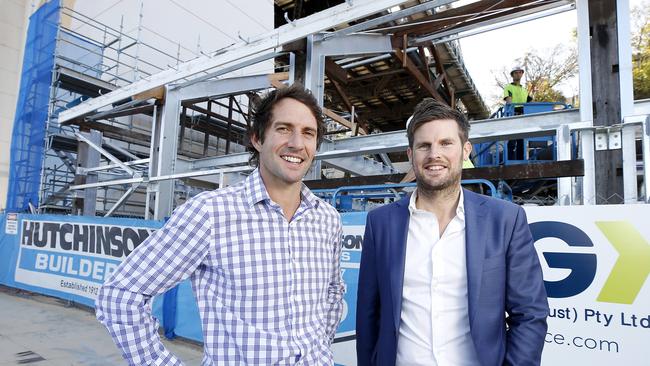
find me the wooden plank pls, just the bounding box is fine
[330,78,353,110]
[134,86,165,101]
[430,44,453,97]
[462,159,584,181]
[328,78,369,135]
[304,160,585,189]
[269,72,289,89]
[393,48,446,103]
[325,58,349,85]
[417,46,432,84]
[323,107,366,135]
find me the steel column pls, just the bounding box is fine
[153,86,181,220]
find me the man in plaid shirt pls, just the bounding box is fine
[96,84,345,365]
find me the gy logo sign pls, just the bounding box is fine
[531,221,650,304]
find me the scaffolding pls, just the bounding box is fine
[8,2,231,216]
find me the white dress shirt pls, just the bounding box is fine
[395,189,480,366]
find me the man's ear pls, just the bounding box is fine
[251,133,262,152]
[407,147,413,162]
[463,140,472,161]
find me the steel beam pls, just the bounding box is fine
[315,33,393,57]
[323,109,584,155]
[305,32,394,179]
[153,87,181,219]
[108,141,140,161]
[58,0,412,123]
[324,0,456,40]
[69,166,253,190]
[175,51,283,89]
[74,130,101,216]
[469,110,585,143]
[145,105,161,220]
[178,74,272,102]
[191,152,250,169]
[321,156,397,177]
[75,132,135,176]
[80,158,149,174]
[104,183,141,217]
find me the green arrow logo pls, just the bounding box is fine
[596,221,650,304]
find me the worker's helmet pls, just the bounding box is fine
[510,65,524,76]
[405,115,413,130]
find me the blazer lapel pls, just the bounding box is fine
[463,189,488,329]
[389,196,410,332]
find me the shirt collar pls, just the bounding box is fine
[245,168,319,210]
[245,169,270,206]
[408,187,465,218]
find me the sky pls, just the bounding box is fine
[459,0,645,110]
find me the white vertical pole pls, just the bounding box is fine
[576,0,593,123]
[617,0,634,118]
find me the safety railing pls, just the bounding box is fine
[313,179,504,212]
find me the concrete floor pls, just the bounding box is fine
[0,286,204,365]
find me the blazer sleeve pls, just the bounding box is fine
[356,212,380,366]
[504,206,549,366]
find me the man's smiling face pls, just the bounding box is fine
[407,118,471,194]
[251,97,318,189]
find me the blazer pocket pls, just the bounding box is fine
[482,255,506,271]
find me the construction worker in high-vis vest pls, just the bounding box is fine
[503,65,532,115]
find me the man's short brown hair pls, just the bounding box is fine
[406,98,470,147]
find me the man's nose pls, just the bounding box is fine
[426,146,442,159]
[287,131,304,148]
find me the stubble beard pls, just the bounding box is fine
[414,162,462,200]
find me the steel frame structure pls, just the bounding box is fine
[49,0,649,220]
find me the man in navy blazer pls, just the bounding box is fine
[356,98,548,366]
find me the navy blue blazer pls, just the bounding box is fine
[356,189,549,366]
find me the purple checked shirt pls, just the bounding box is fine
[96,169,344,365]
